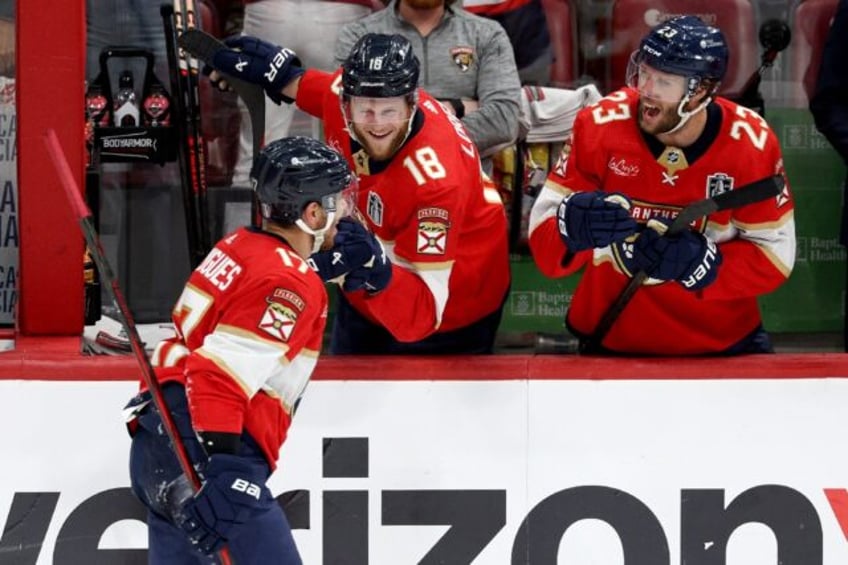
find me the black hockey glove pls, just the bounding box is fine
[557,191,638,252]
[309,218,377,283]
[212,35,304,104]
[343,237,393,294]
[632,219,722,291]
[177,454,272,555]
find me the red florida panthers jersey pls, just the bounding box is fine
[297,69,510,341]
[528,88,796,355]
[149,228,328,469]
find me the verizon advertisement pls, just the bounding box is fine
[2,378,848,564]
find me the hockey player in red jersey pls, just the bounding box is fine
[126,137,371,562]
[528,15,795,355]
[206,33,511,354]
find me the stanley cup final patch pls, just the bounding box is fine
[367,191,384,227]
[258,288,305,342]
[417,208,450,255]
[450,46,475,72]
[706,173,734,198]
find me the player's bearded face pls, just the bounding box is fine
[348,96,414,160]
[633,64,689,135]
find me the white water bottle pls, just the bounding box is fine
[113,70,139,127]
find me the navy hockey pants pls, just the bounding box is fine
[128,384,302,564]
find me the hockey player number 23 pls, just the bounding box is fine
[730,106,767,151]
[591,91,630,125]
[403,147,447,185]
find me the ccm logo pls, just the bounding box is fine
[231,478,261,500]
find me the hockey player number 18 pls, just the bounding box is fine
[403,147,447,185]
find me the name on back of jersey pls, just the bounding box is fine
[197,249,243,291]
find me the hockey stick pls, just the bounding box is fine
[45,129,235,565]
[161,3,203,268]
[579,174,785,354]
[179,0,212,254]
[178,29,267,227]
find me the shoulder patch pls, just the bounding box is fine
[417,208,450,255]
[259,288,305,342]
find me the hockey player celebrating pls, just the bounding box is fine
[206,32,511,354]
[528,15,796,355]
[126,137,366,562]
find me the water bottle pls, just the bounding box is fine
[142,83,171,127]
[113,70,139,127]
[85,83,111,128]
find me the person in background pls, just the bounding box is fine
[334,0,521,160]
[810,0,848,352]
[528,15,795,355]
[229,0,376,189]
[463,0,552,86]
[126,137,363,562]
[206,32,511,354]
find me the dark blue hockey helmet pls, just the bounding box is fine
[250,136,353,226]
[634,15,729,94]
[342,33,420,99]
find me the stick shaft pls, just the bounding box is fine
[46,130,237,565]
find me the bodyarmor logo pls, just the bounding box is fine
[706,172,734,198]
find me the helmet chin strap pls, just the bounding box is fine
[662,93,712,135]
[296,211,336,255]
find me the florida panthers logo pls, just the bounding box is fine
[450,47,474,72]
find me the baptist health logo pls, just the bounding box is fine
[511,291,572,317]
[782,123,831,150]
[795,236,846,262]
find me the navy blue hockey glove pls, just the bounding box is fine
[177,454,271,555]
[632,220,722,291]
[556,191,638,252]
[343,237,392,294]
[212,35,304,104]
[309,218,377,283]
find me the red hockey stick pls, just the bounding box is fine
[45,129,234,565]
